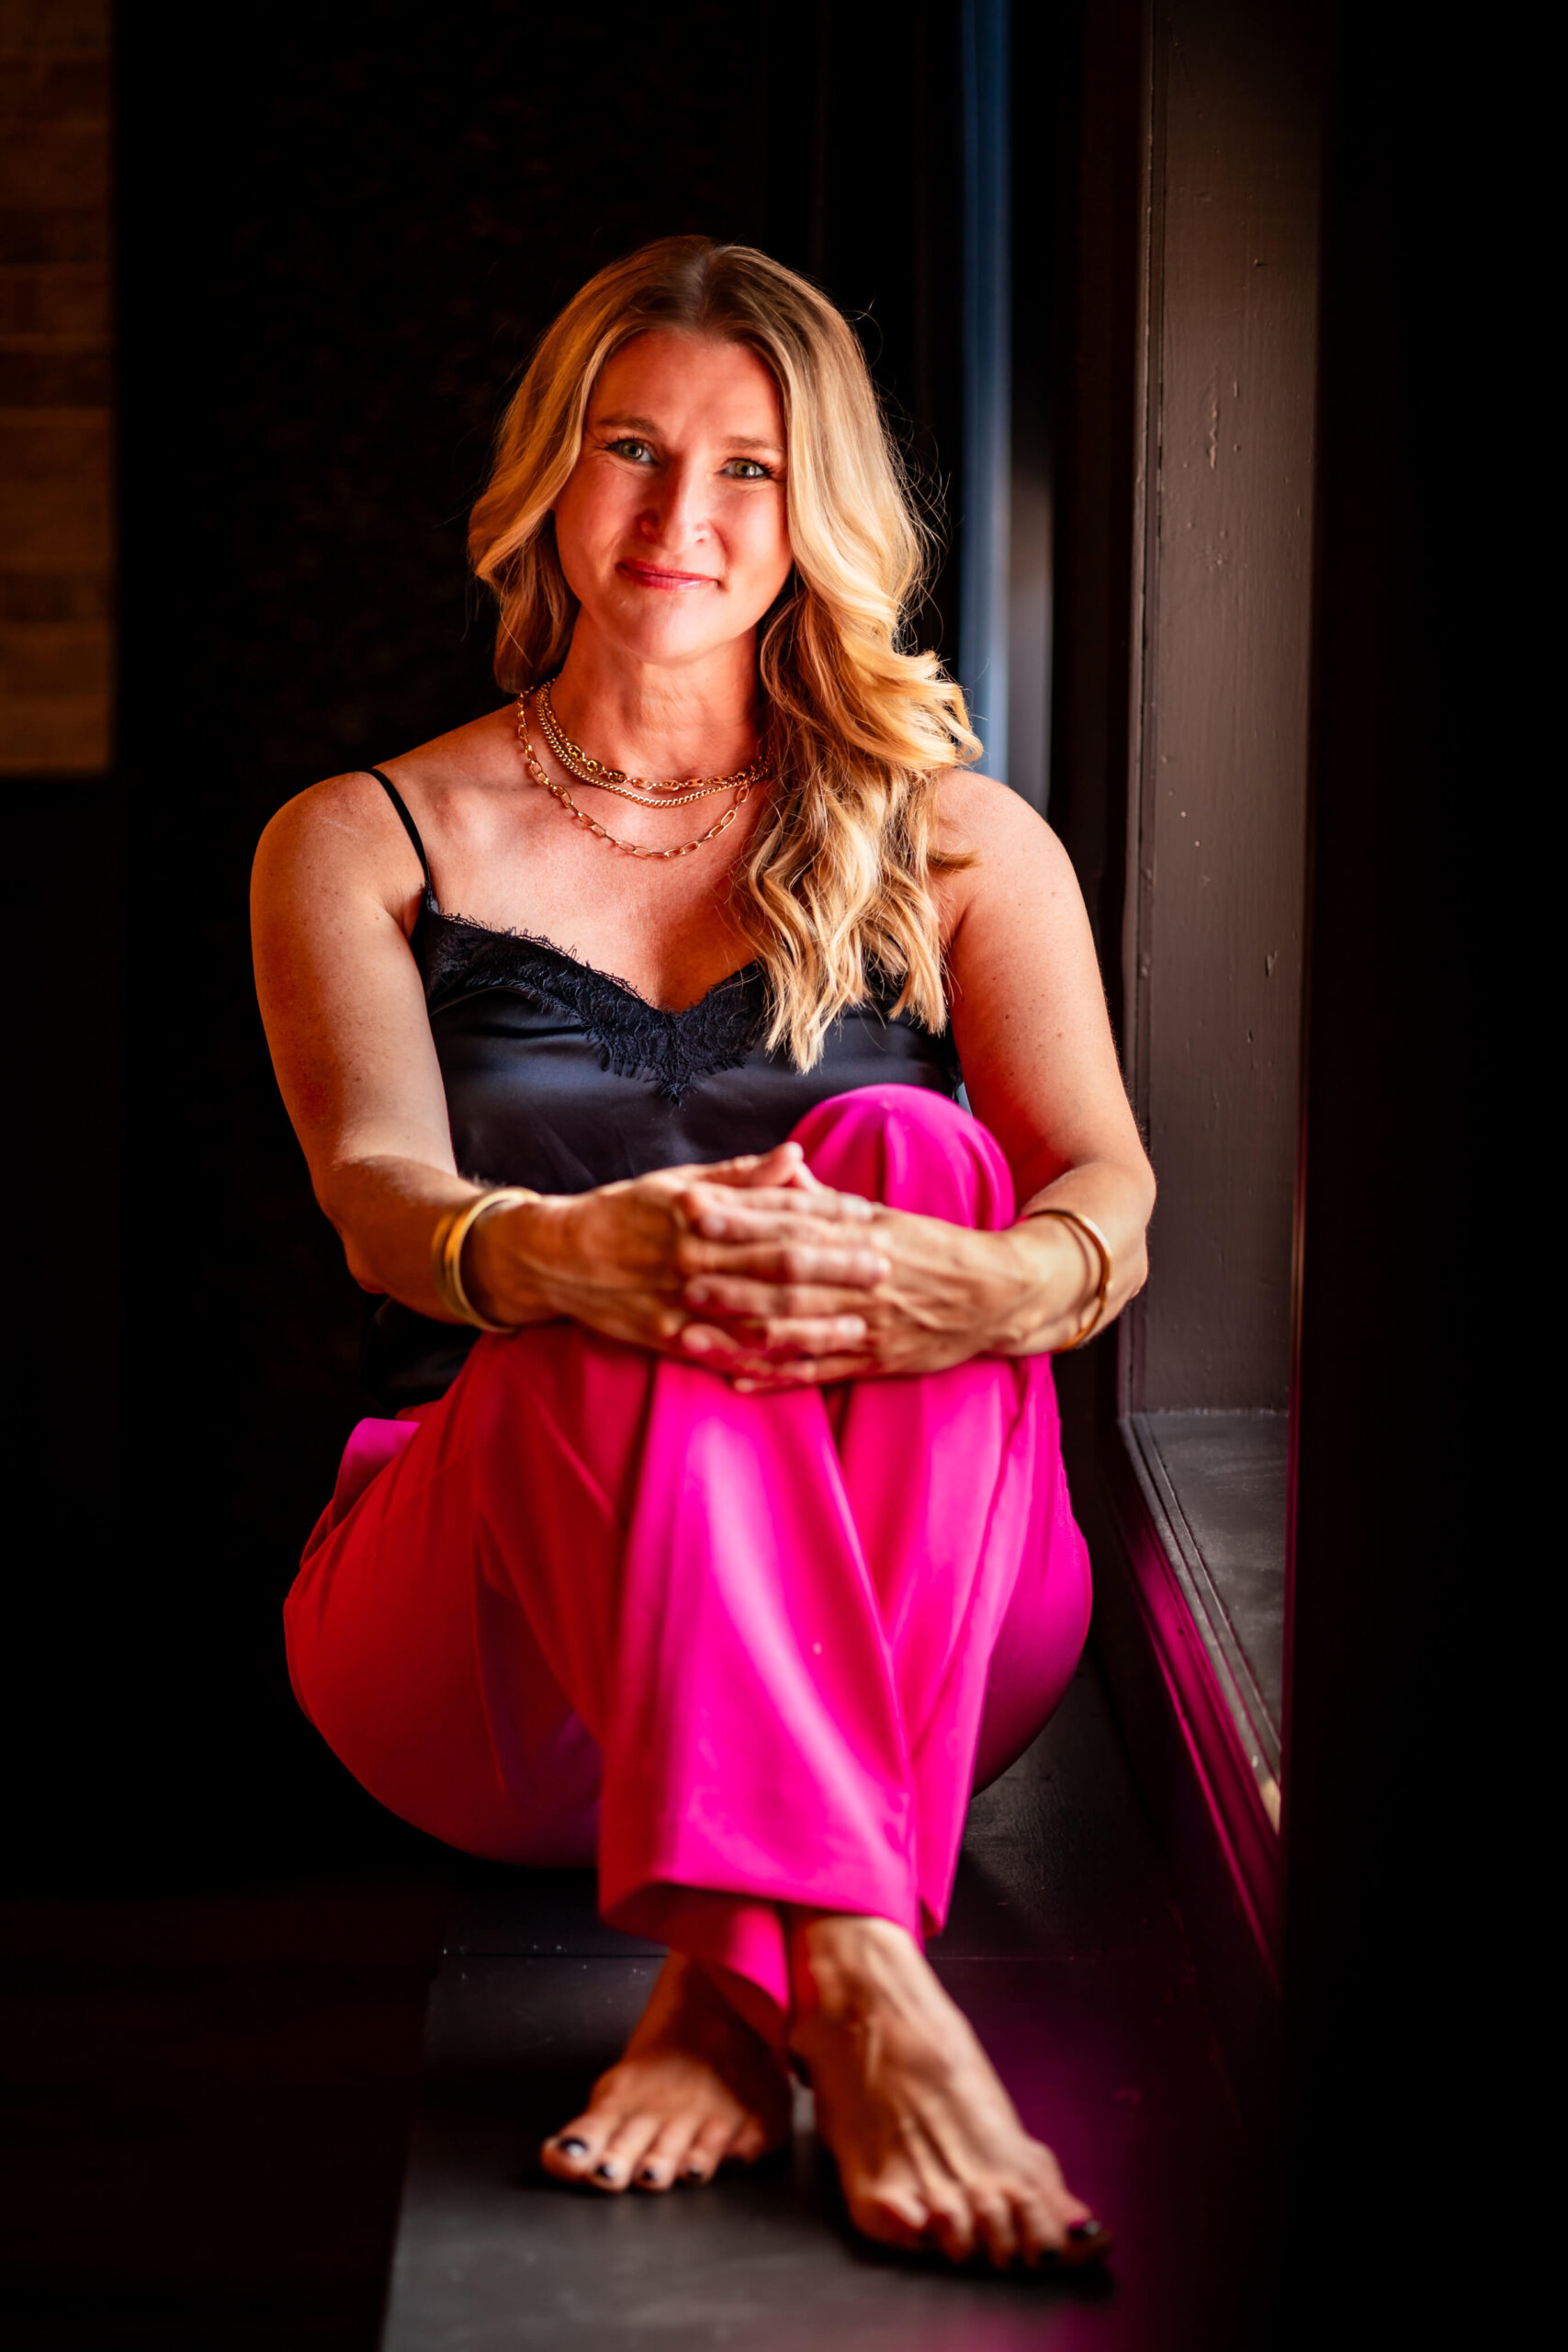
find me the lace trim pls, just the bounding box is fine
[419,906,768,1104]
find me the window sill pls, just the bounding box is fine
[1082,1408,1287,2118]
[1122,1411,1286,1811]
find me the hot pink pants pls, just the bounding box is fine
[285,1086,1090,2035]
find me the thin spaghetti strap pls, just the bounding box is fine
[365,768,434,897]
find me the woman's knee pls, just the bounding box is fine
[792,1084,1015,1228]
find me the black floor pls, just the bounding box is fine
[0,1882,446,2350]
[381,1658,1252,2351]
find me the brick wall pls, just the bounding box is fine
[0,0,112,774]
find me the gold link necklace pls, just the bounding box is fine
[536,693,735,808]
[516,690,758,860]
[537,679,767,801]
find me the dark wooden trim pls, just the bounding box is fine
[1120,0,1321,1418]
[1050,0,1287,2134]
[1084,1428,1280,2134]
[1122,1416,1282,1786]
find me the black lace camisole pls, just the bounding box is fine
[361,768,964,1406]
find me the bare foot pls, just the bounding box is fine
[542,1951,792,2192]
[788,1913,1110,2270]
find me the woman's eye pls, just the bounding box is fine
[725,458,773,481]
[607,439,655,464]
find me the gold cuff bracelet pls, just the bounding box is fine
[431,1188,538,1333]
[1023,1205,1113,1351]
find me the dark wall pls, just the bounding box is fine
[112,1,764,1883]
[1043,0,1144,1458]
[10,1,966,1886]
[1279,6,1495,2341]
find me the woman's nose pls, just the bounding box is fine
[637,460,710,550]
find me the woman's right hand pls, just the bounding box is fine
[463,1141,892,1364]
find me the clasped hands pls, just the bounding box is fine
[467,1139,1050,1388]
[671,1140,1000,1389]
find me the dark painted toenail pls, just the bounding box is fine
[1068,2220,1105,2242]
[638,2167,660,2184]
[596,2162,620,2182]
[684,2165,705,2181]
[557,2137,589,2156]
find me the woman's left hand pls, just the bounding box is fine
[676,1177,1065,1388]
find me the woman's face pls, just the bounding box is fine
[552,330,794,674]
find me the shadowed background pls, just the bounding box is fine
[13,0,994,1884]
[2,9,1506,2351]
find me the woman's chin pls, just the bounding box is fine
[574,602,761,673]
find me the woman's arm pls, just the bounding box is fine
[252,773,488,1317]
[941,768,1156,1347]
[251,772,889,1351]
[677,776,1154,1385]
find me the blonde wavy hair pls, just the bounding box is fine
[468,235,980,1069]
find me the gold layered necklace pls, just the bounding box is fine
[536,679,767,804]
[515,688,761,861]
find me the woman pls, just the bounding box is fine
[253,237,1155,2273]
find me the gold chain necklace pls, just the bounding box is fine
[538,678,767,798]
[516,691,756,860]
[536,688,736,808]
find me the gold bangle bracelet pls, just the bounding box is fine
[430,1188,538,1333]
[1022,1205,1113,1351]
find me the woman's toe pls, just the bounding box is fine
[680,2112,742,2185]
[541,2122,602,2180]
[922,2191,977,2266]
[973,2189,1021,2270]
[1064,2214,1113,2265]
[634,2119,702,2191]
[1017,2194,1065,2264]
[849,2183,929,2252]
[588,2114,660,2191]
[726,2112,773,2166]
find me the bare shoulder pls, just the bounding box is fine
[253,706,512,913]
[931,768,1081,927]
[252,766,423,919]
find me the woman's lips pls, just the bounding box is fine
[616,560,718,591]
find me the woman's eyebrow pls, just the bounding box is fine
[592,412,784,457]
